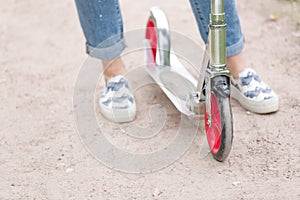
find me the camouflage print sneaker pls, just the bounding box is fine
[99,75,136,122]
[230,68,279,114]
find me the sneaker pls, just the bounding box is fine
[99,75,136,122]
[230,68,279,114]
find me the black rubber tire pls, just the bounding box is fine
[205,89,233,162]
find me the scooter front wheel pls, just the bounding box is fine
[204,89,233,161]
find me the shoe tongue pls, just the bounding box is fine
[239,68,256,78]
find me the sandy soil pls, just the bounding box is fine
[0,0,299,199]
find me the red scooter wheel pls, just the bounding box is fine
[145,18,158,62]
[204,90,233,161]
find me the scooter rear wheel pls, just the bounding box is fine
[145,18,158,61]
[145,7,170,66]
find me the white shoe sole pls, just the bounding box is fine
[231,85,279,114]
[100,102,136,123]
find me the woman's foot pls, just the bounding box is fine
[227,53,279,114]
[99,57,136,122]
[230,68,279,114]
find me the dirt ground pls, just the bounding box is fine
[0,0,300,199]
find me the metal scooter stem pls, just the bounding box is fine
[210,0,226,71]
[205,0,229,126]
[197,0,227,92]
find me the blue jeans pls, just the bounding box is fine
[75,0,244,60]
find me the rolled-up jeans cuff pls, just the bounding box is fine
[226,36,244,57]
[86,39,127,60]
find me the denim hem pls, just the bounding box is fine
[226,36,244,57]
[86,39,127,60]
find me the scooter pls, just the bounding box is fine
[144,0,233,161]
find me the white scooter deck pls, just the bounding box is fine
[144,40,199,116]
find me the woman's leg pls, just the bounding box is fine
[75,0,135,122]
[75,0,125,60]
[75,0,126,80]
